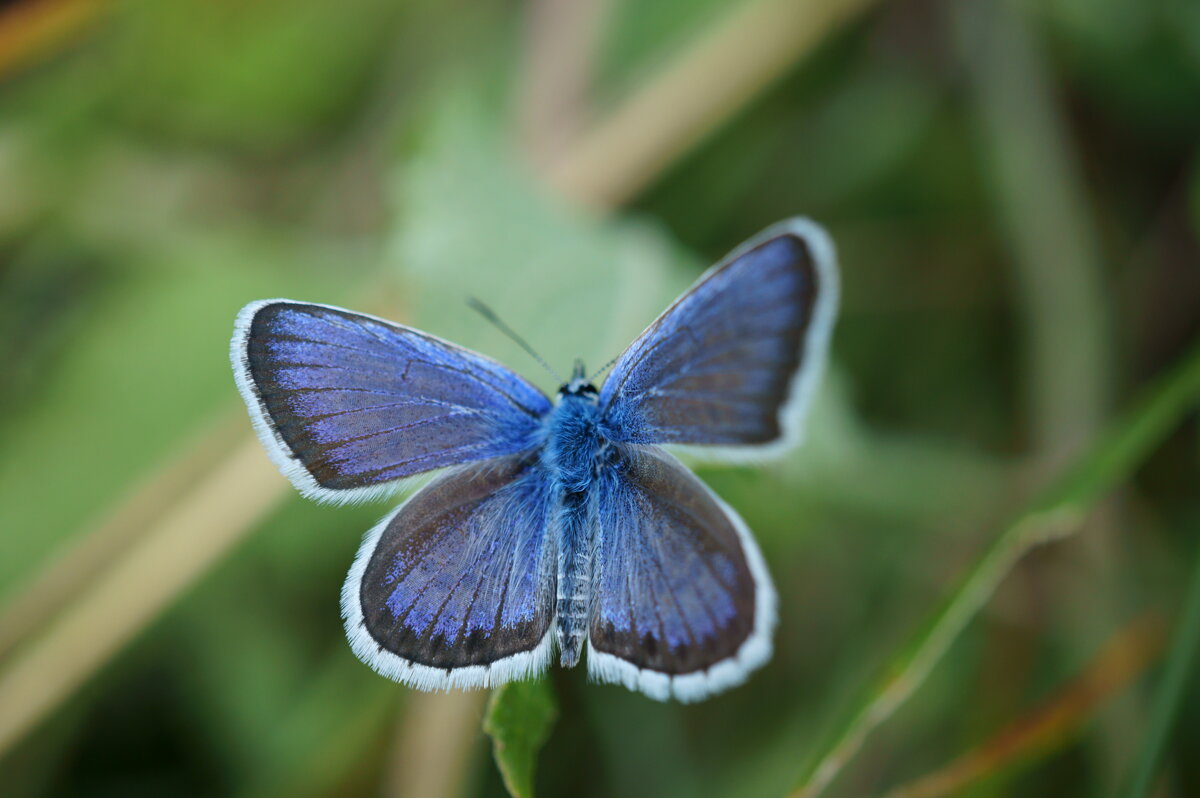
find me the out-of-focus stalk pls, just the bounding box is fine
[540,0,878,210]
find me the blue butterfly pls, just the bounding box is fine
[230,218,838,701]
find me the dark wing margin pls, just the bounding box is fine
[598,218,838,457]
[231,300,552,504]
[342,454,556,690]
[587,446,776,702]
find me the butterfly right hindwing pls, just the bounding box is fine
[586,445,776,702]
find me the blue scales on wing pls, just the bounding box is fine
[588,446,771,699]
[598,223,833,450]
[347,454,557,683]
[235,301,552,499]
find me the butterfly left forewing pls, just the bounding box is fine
[343,454,557,690]
[587,446,776,702]
[232,300,552,504]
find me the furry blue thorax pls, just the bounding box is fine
[540,391,602,493]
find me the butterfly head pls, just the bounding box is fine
[558,358,599,401]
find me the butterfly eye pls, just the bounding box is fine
[558,379,599,397]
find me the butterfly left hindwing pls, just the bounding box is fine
[343,454,557,690]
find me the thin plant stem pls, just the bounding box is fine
[883,615,1165,798]
[1119,539,1200,798]
[789,338,1200,798]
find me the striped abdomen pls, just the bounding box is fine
[555,490,594,667]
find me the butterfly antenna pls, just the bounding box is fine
[588,352,620,383]
[467,297,563,382]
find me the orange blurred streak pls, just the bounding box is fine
[884,615,1167,798]
[0,0,108,77]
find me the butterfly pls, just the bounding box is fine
[230,218,838,702]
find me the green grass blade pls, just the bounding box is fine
[484,679,559,798]
[789,338,1200,798]
[1119,540,1200,798]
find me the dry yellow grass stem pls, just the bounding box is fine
[385,692,489,798]
[0,438,290,754]
[542,0,877,209]
[517,0,611,169]
[0,412,245,661]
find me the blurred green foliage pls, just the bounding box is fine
[0,0,1198,796]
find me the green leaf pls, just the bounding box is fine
[483,679,558,798]
[385,87,692,394]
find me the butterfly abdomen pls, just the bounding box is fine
[555,489,593,667]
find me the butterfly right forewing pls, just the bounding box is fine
[597,218,838,458]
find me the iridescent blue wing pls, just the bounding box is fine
[598,218,838,457]
[342,454,556,689]
[231,300,552,503]
[587,446,776,702]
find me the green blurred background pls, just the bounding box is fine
[1,0,1198,796]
